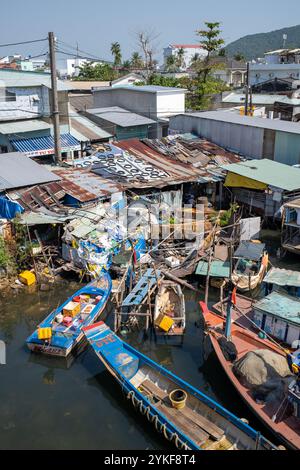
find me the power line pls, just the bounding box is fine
[56,48,112,64]
[0,38,47,48]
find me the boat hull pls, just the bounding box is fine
[201,307,300,450]
[26,272,112,358]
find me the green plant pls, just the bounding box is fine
[0,237,12,269]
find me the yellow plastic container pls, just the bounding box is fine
[19,270,36,286]
[63,301,81,318]
[158,315,174,332]
[38,327,52,340]
[169,389,188,410]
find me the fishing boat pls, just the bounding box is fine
[26,272,112,358]
[83,321,277,450]
[154,281,186,340]
[231,241,268,292]
[200,302,300,450]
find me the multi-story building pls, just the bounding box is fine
[163,44,207,70]
[249,49,300,87]
[0,69,81,160]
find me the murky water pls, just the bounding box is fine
[0,231,297,450]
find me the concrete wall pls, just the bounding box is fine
[93,88,157,120]
[156,92,185,118]
[0,86,45,121]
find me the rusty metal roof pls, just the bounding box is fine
[54,168,124,202]
[7,182,66,212]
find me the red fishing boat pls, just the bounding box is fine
[200,301,300,450]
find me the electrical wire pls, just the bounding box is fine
[0,38,47,48]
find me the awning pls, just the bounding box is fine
[10,134,81,157]
[234,241,265,261]
[195,260,231,278]
[225,172,267,190]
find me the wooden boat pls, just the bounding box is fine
[26,272,112,357]
[231,241,268,292]
[154,281,186,339]
[200,302,300,450]
[83,321,278,450]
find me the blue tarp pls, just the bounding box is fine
[0,196,23,219]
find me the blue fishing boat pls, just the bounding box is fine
[26,272,112,358]
[83,322,278,450]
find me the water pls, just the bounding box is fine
[1,229,295,450]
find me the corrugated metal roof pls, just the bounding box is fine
[98,85,187,93]
[10,134,80,154]
[254,292,300,326]
[285,198,300,209]
[54,168,124,202]
[0,119,51,134]
[222,93,300,106]
[264,268,300,288]
[182,110,300,135]
[0,153,60,190]
[8,182,66,211]
[70,111,112,141]
[86,107,156,127]
[222,159,300,192]
[0,69,69,91]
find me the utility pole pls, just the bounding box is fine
[244,61,250,116]
[48,32,61,164]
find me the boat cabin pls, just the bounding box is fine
[253,292,300,347]
[282,199,300,256]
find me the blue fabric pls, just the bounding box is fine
[0,196,23,219]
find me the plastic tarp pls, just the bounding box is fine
[234,241,265,261]
[0,196,23,219]
[225,172,267,190]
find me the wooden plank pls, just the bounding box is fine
[122,269,161,307]
[141,379,223,441]
[180,407,224,441]
[156,403,209,447]
[141,379,168,401]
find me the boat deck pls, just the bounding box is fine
[138,379,236,450]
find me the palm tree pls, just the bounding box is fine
[165,55,177,72]
[131,51,144,69]
[122,60,131,70]
[111,42,122,67]
[176,48,185,69]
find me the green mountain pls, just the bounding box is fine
[225,24,300,60]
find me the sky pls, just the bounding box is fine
[2,0,300,68]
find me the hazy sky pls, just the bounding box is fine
[2,0,300,66]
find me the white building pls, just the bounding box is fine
[92,85,187,137]
[249,49,300,86]
[67,58,103,78]
[163,44,207,70]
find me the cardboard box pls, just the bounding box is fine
[63,301,80,318]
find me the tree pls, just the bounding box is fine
[176,48,186,69]
[76,62,117,81]
[234,53,245,62]
[131,51,144,69]
[165,55,177,72]
[192,22,225,106]
[111,42,122,67]
[218,48,226,57]
[122,60,131,71]
[135,28,160,81]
